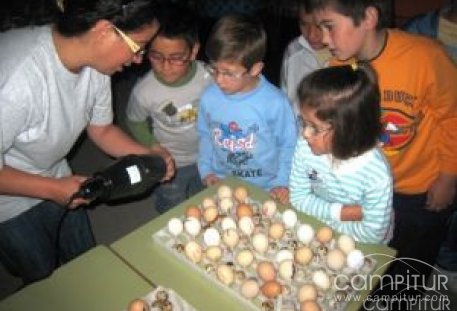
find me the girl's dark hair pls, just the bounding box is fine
[154,1,199,49]
[306,0,393,30]
[1,0,158,35]
[297,63,381,160]
[205,14,266,69]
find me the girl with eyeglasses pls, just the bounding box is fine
[0,0,175,285]
[289,63,394,244]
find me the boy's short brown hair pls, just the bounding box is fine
[205,14,266,69]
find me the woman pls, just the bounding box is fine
[0,0,174,285]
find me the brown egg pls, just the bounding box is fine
[203,206,219,223]
[298,284,318,302]
[236,203,254,219]
[300,300,322,311]
[295,246,313,265]
[186,205,201,219]
[127,299,149,311]
[268,222,285,240]
[257,261,277,282]
[316,226,333,244]
[261,280,282,299]
[234,186,249,203]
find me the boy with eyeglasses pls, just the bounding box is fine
[126,2,211,213]
[197,14,297,205]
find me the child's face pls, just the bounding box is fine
[298,10,325,50]
[148,36,197,84]
[313,7,370,61]
[208,61,262,95]
[300,107,333,155]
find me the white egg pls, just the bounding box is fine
[222,228,239,248]
[203,228,221,246]
[262,199,277,217]
[296,224,315,244]
[278,259,294,280]
[276,249,294,263]
[252,233,269,254]
[282,209,298,228]
[167,217,183,236]
[338,235,356,255]
[221,217,237,231]
[326,249,346,271]
[312,270,330,290]
[202,197,217,209]
[238,216,255,236]
[184,217,201,237]
[217,185,232,199]
[219,197,234,213]
[236,249,254,267]
[184,241,202,263]
[347,249,365,270]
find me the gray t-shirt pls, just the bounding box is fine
[0,26,113,222]
[127,61,211,167]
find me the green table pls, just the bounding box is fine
[0,245,153,311]
[110,177,397,311]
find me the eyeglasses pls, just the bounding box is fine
[205,64,248,81]
[113,25,146,56]
[298,116,332,137]
[148,51,190,66]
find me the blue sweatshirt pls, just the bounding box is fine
[197,75,297,190]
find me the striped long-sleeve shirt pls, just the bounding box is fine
[289,138,394,244]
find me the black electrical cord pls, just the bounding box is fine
[54,193,79,269]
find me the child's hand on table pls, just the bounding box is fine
[270,186,289,205]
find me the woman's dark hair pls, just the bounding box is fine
[154,1,199,49]
[1,0,158,35]
[205,14,266,69]
[306,0,393,30]
[297,63,381,160]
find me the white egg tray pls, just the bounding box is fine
[152,187,377,311]
[125,286,196,311]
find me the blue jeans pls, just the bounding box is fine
[0,201,94,284]
[153,164,204,214]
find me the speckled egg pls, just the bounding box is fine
[236,249,254,268]
[238,216,255,236]
[316,226,333,244]
[262,200,277,217]
[234,186,249,203]
[297,224,315,244]
[298,284,318,302]
[261,280,282,299]
[268,222,285,240]
[282,209,298,228]
[185,205,201,219]
[184,217,201,237]
[185,241,202,263]
[206,245,223,262]
[338,235,356,255]
[222,228,239,248]
[295,246,313,265]
[217,184,232,199]
[327,249,346,271]
[216,264,234,285]
[219,197,234,214]
[257,261,277,282]
[221,216,237,231]
[167,217,183,236]
[252,233,269,254]
[240,279,260,299]
[312,270,330,290]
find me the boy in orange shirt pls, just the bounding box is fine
[307,0,457,306]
